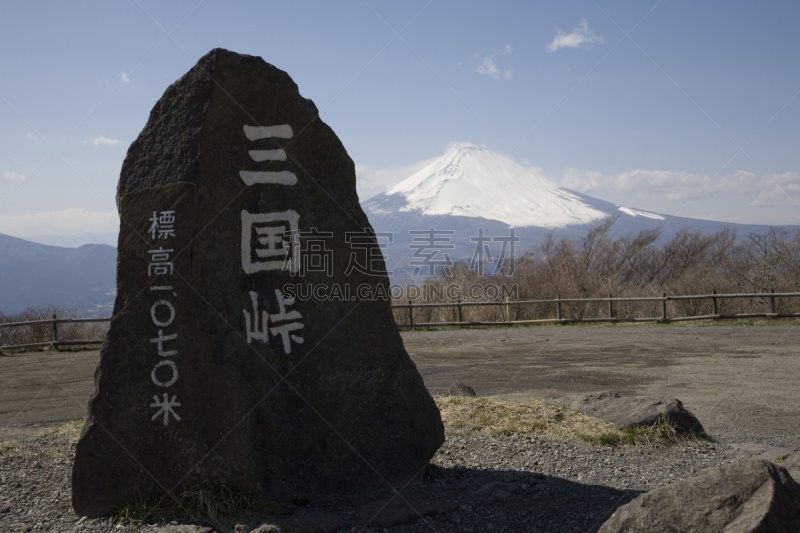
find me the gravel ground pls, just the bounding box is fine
[1,421,788,533]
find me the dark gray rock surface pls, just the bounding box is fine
[72,48,443,517]
[599,457,800,533]
[565,392,705,434]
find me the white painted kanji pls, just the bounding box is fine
[147,211,176,240]
[269,288,304,354]
[150,329,178,357]
[243,291,269,344]
[240,125,297,185]
[241,210,300,274]
[150,393,181,426]
[243,124,293,140]
[242,289,304,354]
[151,359,178,387]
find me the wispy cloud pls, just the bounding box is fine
[356,157,439,201]
[24,132,35,140]
[750,172,800,206]
[476,58,501,78]
[0,209,120,236]
[118,71,131,83]
[3,170,26,181]
[86,136,121,147]
[558,167,800,206]
[547,18,605,52]
[475,44,514,80]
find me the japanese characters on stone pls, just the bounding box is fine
[240,124,305,356]
[147,214,181,426]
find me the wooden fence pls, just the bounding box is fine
[391,290,800,328]
[2,291,799,352]
[0,314,110,352]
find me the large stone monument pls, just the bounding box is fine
[72,48,444,517]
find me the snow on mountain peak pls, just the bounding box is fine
[377,144,607,228]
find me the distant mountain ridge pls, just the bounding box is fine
[0,233,116,316]
[362,144,790,278]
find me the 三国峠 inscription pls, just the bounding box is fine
[72,48,443,517]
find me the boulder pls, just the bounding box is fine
[567,392,705,433]
[780,452,800,482]
[599,458,800,532]
[72,48,443,517]
[728,442,795,463]
[446,381,477,397]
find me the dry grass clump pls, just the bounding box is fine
[48,418,84,440]
[435,395,708,448]
[0,440,25,457]
[114,480,280,528]
[0,419,84,460]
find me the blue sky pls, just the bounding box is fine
[1,1,798,246]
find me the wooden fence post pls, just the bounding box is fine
[504,297,511,322]
[608,293,613,319]
[662,293,667,322]
[408,300,413,326]
[712,289,718,315]
[51,313,58,350]
[556,294,561,321]
[457,297,463,325]
[770,288,776,314]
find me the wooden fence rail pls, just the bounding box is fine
[0,314,110,352]
[391,290,800,328]
[2,290,799,351]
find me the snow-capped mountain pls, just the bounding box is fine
[373,144,607,228]
[361,143,777,278]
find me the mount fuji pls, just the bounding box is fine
[361,143,777,278]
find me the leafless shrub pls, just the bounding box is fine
[393,220,800,323]
[0,305,108,349]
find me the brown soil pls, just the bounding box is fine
[1,324,798,449]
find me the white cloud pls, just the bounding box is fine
[118,71,131,83]
[557,168,800,206]
[547,18,605,52]
[750,172,800,206]
[475,44,514,81]
[24,132,35,140]
[3,170,26,181]
[475,57,513,81]
[0,209,120,236]
[86,136,121,147]
[356,157,439,201]
[446,141,485,151]
[476,58,501,78]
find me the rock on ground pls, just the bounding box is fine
[599,457,800,532]
[565,392,705,434]
[781,452,800,482]
[446,382,477,397]
[72,47,443,517]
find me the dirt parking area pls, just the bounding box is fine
[406,323,800,450]
[1,324,798,450]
